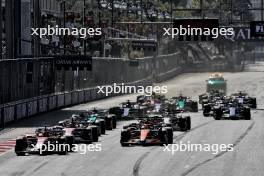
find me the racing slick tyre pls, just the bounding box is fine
[123,125,129,129]
[94,121,102,136]
[213,108,222,120]
[191,102,198,112]
[244,107,251,120]
[105,116,113,130]
[186,116,191,130]
[179,118,188,131]
[99,120,106,135]
[164,127,173,144]
[120,129,130,147]
[109,107,123,119]
[203,104,211,117]
[58,140,68,155]
[15,138,27,156]
[160,129,169,145]
[65,136,74,151]
[251,98,257,109]
[89,126,99,142]
[16,152,26,156]
[112,115,117,129]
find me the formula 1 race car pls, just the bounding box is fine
[213,103,251,120]
[58,118,99,143]
[206,73,227,94]
[167,114,191,131]
[202,96,230,117]
[164,95,198,113]
[109,101,148,119]
[15,126,69,156]
[80,108,117,130]
[231,91,257,108]
[199,90,225,107]
[120,116,173,146]
[136,94,166,105]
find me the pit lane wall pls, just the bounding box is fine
[0,51,244,128]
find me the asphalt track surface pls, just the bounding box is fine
[0,62,264,176]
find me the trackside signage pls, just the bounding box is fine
[55,55,92,70]
[224,27,264,42]
[250,21,264,37]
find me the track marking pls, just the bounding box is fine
[181,120,255,176]
[0,139,16,156]
[133,148,154,176]
[132,120,214,176]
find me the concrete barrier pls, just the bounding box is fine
[78,91,85,104]
[65,93,72,106]
[48,96,57,110]
[0,107,2,126]
[38,97,48,113]
[90,88,97,101]
[27,100,38,117]
[1,52,242,128]
[16,102,27,120]
[84,89,91,102]
[71,91,79,105]
[4,106,15,123]
[57,94,65,108]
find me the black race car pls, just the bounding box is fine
[109,101,148,119]
[166,114,191,131]
[120,117,173,146]
[231,91,257,108]
[164,95,198,113]
[213,103,251,120]
[15,126,69,156]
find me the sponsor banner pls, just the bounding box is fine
[250,21,264,37]
[55,55,92,71]
[131,41,157,48]
[223,27,264,42]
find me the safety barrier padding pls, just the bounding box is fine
[16,103,27,120]
[84,89,91,102]
[78,91,85,104]
[65,93,72,106]
[27,100,38,117]
[48,96,57,110]
[57,94,65,108]
[4,106,15,123]
[38,97,48,113]
[71,91,79,105]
